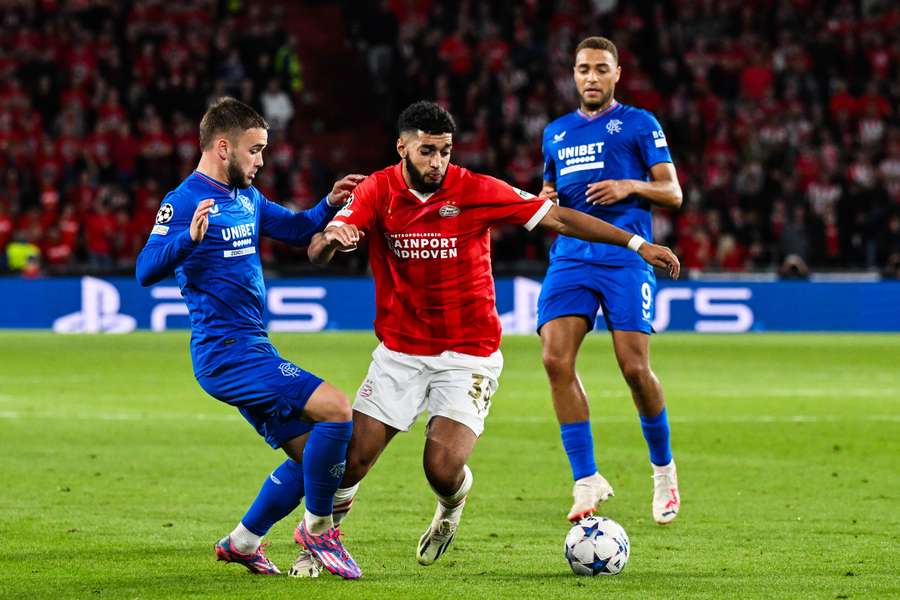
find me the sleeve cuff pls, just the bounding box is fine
[523,199,554,231]
[178,228,199,249]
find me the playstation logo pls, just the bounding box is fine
[53,277,137,334]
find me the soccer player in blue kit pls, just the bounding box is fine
[135,98,365,579]
[538,37,683,525]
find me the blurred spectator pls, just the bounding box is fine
[260,79,295,131]
[85,201,115,268]
[42,226,74,270]
[0,203,12,269]
[6,231,40,273]
[274,34,304,94]
[780,205,812,277]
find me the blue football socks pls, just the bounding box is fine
[242,458,305,536]
[560,420,598,480]
[302,420,353,516]
[640,407,673,466]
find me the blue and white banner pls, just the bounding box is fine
[1,276,898,333]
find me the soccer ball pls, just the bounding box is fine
[564,516,630,576]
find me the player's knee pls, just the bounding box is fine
[306,384,352,422]
[542,348,576,381]
[325,393,353,422]
[620,361,651,388]
[423,452,464,495]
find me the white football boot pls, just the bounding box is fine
[567,472,615,522]
[288,547,323,577]
[416,500,465,566]
[651,460,680,525]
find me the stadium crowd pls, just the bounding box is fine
[1,0,898,277]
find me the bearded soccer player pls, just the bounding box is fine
[539,37,684,525]
[135,97,365,579]
[301,101,679,573]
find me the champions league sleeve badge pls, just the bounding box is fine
[156,203,174,224]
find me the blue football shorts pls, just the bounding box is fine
[196,340,323,449]
[536,260,656,334]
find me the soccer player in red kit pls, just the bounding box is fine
[300,101,679,573]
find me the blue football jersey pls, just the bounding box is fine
[135,171,337,375]
[542,102,672,267]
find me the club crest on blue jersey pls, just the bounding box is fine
[278,362,300,377]
[238,194,255,215]
[606,119,623,135]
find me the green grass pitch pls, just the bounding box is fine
[1,332,898,599]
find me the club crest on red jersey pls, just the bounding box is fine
[439,203,460,218]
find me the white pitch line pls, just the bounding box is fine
[490,415,900,424]
[678,388,893,398]
[0,411,898,424]
[0,410,241,422]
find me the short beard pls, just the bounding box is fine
[225,154,251,188]
[581,89,614,112]
[405,154,442,193]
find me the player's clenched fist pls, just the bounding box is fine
[637,243,681,279]
[323,223,364,251]
[190,199,216,242]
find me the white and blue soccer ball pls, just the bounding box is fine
[564,516,630,576]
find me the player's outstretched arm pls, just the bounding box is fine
[260,174,365,247]
[135,199,213,287]
[308,224,365,266]
[538,205,680,279]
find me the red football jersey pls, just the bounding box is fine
[330,163,552,356]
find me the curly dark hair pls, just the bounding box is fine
[397,101,456,136]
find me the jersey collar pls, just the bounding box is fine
[391,162,460,204]
[192,170,237,198]
[576,100,619,121]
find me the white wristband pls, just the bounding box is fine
[627,234,646,252]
